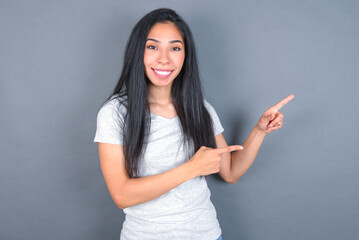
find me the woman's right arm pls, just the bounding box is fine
[98,143,242,209]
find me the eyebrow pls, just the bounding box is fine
[146,38,183,45]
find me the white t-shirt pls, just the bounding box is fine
[94,95,224,240]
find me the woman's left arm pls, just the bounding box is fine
[217,95,294,184]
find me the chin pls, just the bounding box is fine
[151,80,174,88]
[147,75,177,88]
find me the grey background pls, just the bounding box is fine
[1,0,358,239]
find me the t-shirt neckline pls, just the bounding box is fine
[150,112,179,121]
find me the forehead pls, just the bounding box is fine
[147,22,183,41]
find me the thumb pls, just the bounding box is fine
[263,112,275,121]
[199,146,212,151]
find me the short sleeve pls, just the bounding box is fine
[203,99,224,136]
[93,98,125,145]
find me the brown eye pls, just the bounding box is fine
[171,47,181,51]
[147,45,157,50]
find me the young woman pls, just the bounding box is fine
[94,8,294,240]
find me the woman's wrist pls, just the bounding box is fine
[253,124,268,137]
[183,159,199,180]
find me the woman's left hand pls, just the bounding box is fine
[256,94,295,134]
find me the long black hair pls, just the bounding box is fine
[103,8,216,178]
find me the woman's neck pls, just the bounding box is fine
[147,84,172,104]
[147,84,177,118]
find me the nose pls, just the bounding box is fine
[157,49,169,65]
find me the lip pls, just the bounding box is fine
[152,68,174,79]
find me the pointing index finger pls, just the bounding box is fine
[215,145,243,154]
[272,94,295,111]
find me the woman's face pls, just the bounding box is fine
[144,22,185,89]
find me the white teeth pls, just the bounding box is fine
[154,70,171,75]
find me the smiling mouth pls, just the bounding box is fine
[152,68,174,78]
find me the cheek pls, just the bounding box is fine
[144,66,150,77]
[176,54,185,69]
[143,50,156,66]
[143,53,151,67]
[143,55,152,77]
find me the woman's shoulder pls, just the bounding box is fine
[202,98,224,134]
[203,99,215,112]
[94,94,127,144]
[203,98,222,119]
[97,93,128,119]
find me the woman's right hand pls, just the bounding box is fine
[189,145,243,177]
